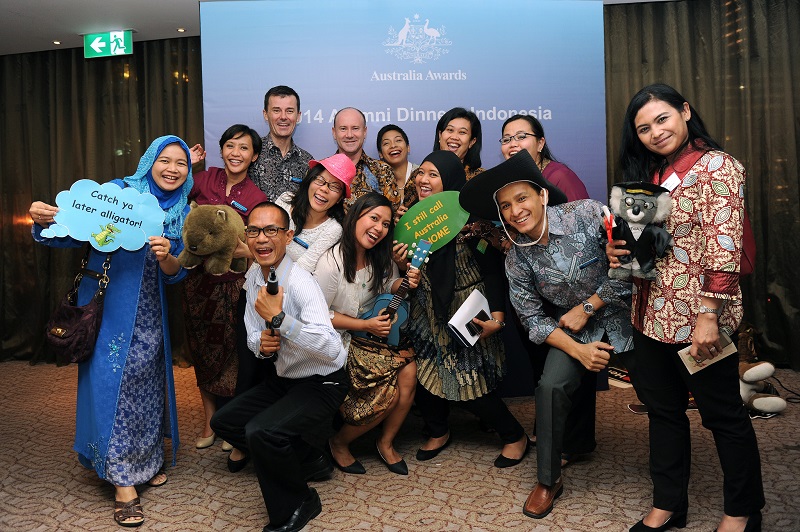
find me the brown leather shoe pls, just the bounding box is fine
[523,478,563,519]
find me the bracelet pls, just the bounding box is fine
[490,317,506,329]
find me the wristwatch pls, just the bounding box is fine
[698,305,721,315]
[270,311,286,330]
[582,300,595,316]
[490,317,506,329]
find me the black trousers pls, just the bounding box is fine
[235,288,276,395]
[628,329,764,516]
[414,382,525,445]
[216,289,275,412]
[210,368,348,525]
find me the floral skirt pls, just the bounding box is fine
[182,269,244,397]
[341,336,414,426]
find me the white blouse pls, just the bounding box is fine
[313,243,401,351]
[276,192,343,273]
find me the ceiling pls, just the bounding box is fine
[0,0,674,57]
[0,0,204,56]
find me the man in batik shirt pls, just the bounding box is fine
[331,107,400,212]
[250,85,314,200]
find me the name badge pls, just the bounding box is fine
[661,172,681,193]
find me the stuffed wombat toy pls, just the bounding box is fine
[178,202,246,275]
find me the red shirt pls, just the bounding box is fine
[189,167,268,221]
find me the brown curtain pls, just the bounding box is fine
[3,2,799,369]
[0,37,203,363]
[605,0,800,368]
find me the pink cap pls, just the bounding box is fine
[308,154,356,198]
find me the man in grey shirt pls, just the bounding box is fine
[249,85,314,200]
[211,201,347,532]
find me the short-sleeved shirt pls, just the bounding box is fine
[249,135,313,200]
[189,167,267,220]
[344,151,401,212]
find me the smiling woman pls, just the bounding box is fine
[28,135,194,527]
[182,124,268,453]
[274,153,355,273]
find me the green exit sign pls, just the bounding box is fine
[83,31,133,59]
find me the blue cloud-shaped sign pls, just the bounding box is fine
[41,179,165,251]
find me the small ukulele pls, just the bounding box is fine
[353,239,432,347]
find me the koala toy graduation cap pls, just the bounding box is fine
[605,182,672,281]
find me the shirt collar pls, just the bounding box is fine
[265,134,298,156]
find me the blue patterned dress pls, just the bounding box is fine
[104,251,167,484]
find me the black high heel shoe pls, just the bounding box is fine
[227,453,250,473]
[630,510,687,531]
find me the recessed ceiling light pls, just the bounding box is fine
[177,28,186,33]
[53,40,61,45]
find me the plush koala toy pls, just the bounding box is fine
[178,202,246,275]
[605,182,672,280]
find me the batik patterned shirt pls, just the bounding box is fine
[506,200,633,353]
[249,135,313,200]
[633,149,745,343]
[344,151,400,212]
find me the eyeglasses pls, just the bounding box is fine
[312,176,345,194]
[245,225,288,238]
[499,132,538,145]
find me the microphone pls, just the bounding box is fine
[266,266,279,295]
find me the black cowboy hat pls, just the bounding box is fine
[459,150,568,221]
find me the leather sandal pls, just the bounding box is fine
[114,497,144,527]
[146,468,167,487]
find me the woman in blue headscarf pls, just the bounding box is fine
[29,135,193,527]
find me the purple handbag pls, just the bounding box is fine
[46,249,111,366]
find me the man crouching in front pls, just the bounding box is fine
[211,201,348,532]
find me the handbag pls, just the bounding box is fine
[45,248,112,366]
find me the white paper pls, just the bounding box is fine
[678,331,737,374]
[447,289,492,347]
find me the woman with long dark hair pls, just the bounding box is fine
[611,83,763,532]
[275,153,354,272]
[315,192,420,475]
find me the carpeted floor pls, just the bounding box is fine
[1,360,798,531]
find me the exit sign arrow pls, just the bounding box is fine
[90,36,106,54]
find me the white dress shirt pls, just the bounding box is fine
[243,256,347,378]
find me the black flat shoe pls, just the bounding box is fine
[327,441,366,475]
[494,438,532,468]
[416,435,451,461]
[376,441,408,475]
[264,488,322,532]
[227,454,250,473]
[630,510,687,531]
